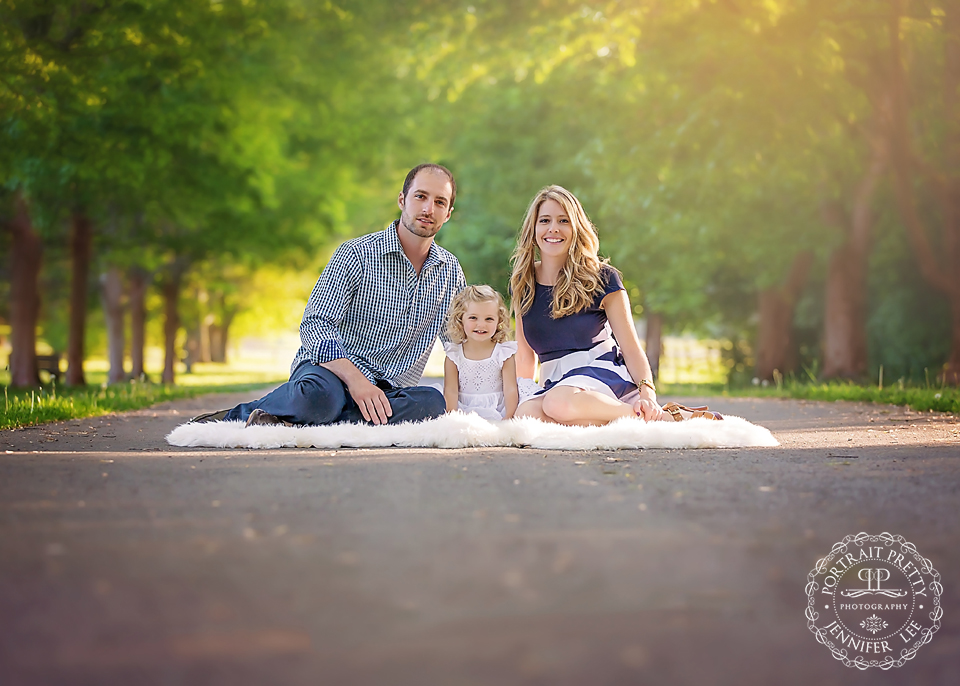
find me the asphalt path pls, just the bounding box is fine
[1,389,958,686]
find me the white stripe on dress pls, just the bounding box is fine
[536,324,638,402]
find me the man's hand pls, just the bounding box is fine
[348,378,393,425]
[320,358,394,425]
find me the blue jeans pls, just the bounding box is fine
[223,362,445,426]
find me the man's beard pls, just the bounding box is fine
[401,212,440,238]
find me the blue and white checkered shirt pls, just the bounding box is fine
[291,221,465,387]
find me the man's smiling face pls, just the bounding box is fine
[398,170,454,239]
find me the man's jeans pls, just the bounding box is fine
[223,362,445,425]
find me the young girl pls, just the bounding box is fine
[511,185,722,426]
[443,285,540,421]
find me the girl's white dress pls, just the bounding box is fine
[444,341,541,421]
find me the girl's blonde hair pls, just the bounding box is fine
[510,185,607,319]
[446,285,510,344]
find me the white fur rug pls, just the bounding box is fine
[166,411,778,450]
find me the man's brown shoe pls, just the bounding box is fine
[190,409,230,423]
[245,409,291,427]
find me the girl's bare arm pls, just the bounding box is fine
[502,355,519,419]
[443,357,460,413]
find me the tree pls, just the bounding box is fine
[3,0,396,385]
[99,266,126,383]
[886,0,960,383]
[1,191,43,387]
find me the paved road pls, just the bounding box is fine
[1,392,958,685]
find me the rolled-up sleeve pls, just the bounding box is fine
[299,243,361,364]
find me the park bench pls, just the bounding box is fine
[4,352,62,383]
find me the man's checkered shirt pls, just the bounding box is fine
[291,221,465,387]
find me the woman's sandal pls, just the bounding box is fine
[661,401,724,421]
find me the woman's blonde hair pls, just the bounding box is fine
[446,285,510,344]
[510,185,606,319]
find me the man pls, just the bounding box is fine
[194,163,465,426]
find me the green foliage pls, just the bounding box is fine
[416,0,956,378]
[867,207,952,381]
[2,0,957,389]
[2,0,435,370]
[1,373,284,431]
[410,0,865,330]
[661,380,960,415]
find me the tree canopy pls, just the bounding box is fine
[3,0,958,385]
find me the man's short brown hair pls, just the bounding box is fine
[402,163,457,207]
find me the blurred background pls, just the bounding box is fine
[2,0,958,390]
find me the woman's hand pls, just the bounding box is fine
[634,386,663,422]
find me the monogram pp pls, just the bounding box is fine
[805,532,942,670]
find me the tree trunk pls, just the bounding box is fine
[209,323,223,363]
[950,294,960,385]
[4,191,42,388]
[887,3,960,383]
[645,311,662,381]
[756,251,813,380]
[100,267,126,384]
[66,211,93,386]
[200,314,213,363]
[822,243,869,379]
[128,266,149,379]
[161,260,186,384]
[211,306,236,363]
[821,138,887,380]
[946,7,960,383]
[184,329,200,374]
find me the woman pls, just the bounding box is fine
[512,185,720,426]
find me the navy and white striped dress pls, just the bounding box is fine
[521,265,639,403]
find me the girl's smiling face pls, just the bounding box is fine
[535,198,573,259]
[461,299,500,343]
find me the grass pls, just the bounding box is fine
[659,378,960,414]
[1,363,286,431]
[4,356,957,432]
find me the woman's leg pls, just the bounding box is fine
[539,386,635,427]
[516,396,550,421]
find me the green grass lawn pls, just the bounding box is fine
[1,363,286,431]
[4,362,957,432]
[660,379,960,414]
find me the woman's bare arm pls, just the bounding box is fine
[514,313,537,380]
[603,289,663,421]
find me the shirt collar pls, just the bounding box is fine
[381,220,450,267]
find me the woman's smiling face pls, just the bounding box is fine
[535,198,572,259]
